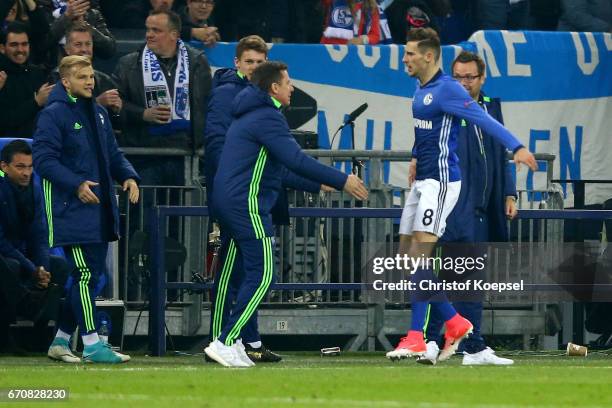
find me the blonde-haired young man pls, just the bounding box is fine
[33,55,140,364]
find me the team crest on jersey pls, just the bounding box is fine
[423,93,433,105]
[99,113,105,125]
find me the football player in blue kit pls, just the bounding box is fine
[386,28,537,361]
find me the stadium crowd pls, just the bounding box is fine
[0,0,608,141]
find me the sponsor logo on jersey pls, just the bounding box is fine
[414,118,433,130]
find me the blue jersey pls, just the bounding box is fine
[411,70,523,182]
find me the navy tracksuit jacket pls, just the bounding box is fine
[0,174,49,274]
[211,85,347,345]
[33,82,139,335]
[204,69,320,343]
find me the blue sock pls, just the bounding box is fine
[432,302,457,321]
[410,302,428,331]
[410,266,456,324]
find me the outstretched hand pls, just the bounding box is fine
[513,147,538,172]
[343,175,368,200]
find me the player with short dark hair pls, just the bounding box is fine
[205,61,368,367]
[417,50,516,366]
[205,35,305,363]
[386,28,537,362]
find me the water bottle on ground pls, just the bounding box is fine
[99,319,110,345]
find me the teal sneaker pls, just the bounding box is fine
[48,338,80,363]
[82,342,130,364]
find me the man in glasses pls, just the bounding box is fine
[417,50,517,366]
[179,0,220,46]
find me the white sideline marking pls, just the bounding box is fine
[68,394,610,408]
[4,365,612,373]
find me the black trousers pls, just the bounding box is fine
[0,255,69,322]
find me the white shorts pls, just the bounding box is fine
[399,179,461,238]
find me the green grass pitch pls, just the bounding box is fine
[1,353,612,407]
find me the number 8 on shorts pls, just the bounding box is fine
[399,179,461,237]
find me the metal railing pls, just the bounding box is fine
[110,148,564,352]
[115,149,558,304]
[147,206,612,355]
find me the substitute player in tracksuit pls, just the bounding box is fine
[385,28,537,362]
[205,36,321,362]
[33,56,140,364]
[418,51,516,366]
[205,61,368,367]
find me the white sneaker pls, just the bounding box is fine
[204,339,249,368]
[233,339,255,367]
[416,341,440,365]
[462,347,514,365]
[47,338,81,363]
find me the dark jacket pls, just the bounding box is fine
[32,83,139,246]
[212,85,347,240]
[178,6,215,42]
[40,0,116,60]
[442,94,516,243]
[205,68,247,183]
[214,0,290,41]
[0,0,51,66]
[0,53,47,138]
[558,0,611,32]
[0,174,49,274]
[112,43,212,149]
[204,68,319,223]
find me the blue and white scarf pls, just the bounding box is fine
[51,0,67,18]
[377,1,393,44]
[52,0,68,45]
[142,40,191,135]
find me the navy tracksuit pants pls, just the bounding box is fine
[214,237,276,346]
[209,232,262,343]
[57,243,108,336]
